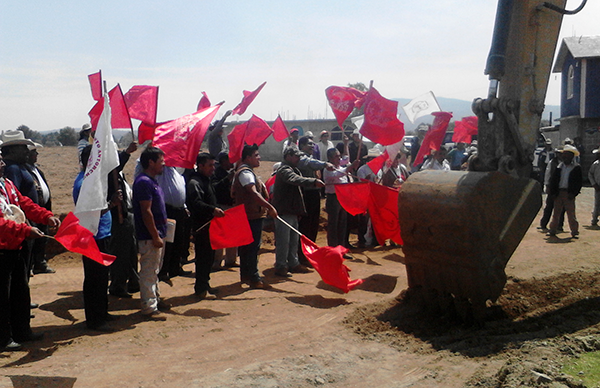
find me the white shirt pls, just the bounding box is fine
[317,140,334,162]
[323,165,350,194]
[558,162,576,189]
[422,158,450,171]
[589,160,600,187]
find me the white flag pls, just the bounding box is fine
[75,93,120,235]
[402,91,441,124]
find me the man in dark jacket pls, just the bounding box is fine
[186,153,224,299]
[547,145,583,239]
[272,147,324,277]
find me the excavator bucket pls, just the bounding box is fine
[398,170,541,315]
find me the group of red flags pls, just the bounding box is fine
[56,74,477,293]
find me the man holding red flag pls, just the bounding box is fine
[272,147,324,277]
[186,153,225,299]
[231,145,277,289]
[0,153,60,351]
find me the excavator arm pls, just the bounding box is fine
[398,0,586,323]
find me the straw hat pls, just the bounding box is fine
[562,144,580,156]
[0,130,35,148]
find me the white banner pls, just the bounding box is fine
[402,91,441,124]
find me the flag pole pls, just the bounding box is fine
[195,219,212,233]
[276,216,302,237]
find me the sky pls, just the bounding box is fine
[1,0,599,133]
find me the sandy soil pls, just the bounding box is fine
[1,146,600,388]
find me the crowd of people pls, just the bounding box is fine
[1,118,595,352]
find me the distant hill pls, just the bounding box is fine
[395,97,560,134]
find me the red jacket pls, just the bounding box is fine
[0,178,53,250]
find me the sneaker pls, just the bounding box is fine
[3,340,22,351]
[32,266,56,274]
[289,264,312,274]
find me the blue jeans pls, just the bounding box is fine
[239,218,263,282]
[274,214,300,272]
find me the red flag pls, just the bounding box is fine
[301,236,363,293]
[334,182,370,216]
[124,85,159,126]
[88,71,102,101]
[366,149,389,174]
[245,114,273,146]
[209,205,253,249]
[152,105,221,169]
[325,86,366,129]
[413,111,453,166]
[452,116,478,144]
[138,121,162,144]
[231,81,266,116]
[88,84,133,131]
[54,212,116,266]
[197,91,211,111]
[227,115,274,164]
[367,182,402,246]
[272,115,290,142]
[360,87,405,146]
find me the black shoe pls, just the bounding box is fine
[159,276,173,287]
[14,332,43,343]
[88,323,115,332]
[157,300,172,311]
[4,340,22,351]
[105,313,120,322]
[109,290,133,298]
[274,268,292,277]
[207,287,219,296]
[194,290,208,300]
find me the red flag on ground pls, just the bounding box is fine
[209,205,253,250]
[367,182,403,246]
[227,115,274,164]
[231,81,266,116]
[152,105,221,169]
[334,182,370,216]
[360,87,405,146]
[88,84,133,131]
[366,149,389,175]
[412,111,453,166]
[272,115,290,142]
[197,91,211,111]
[124,85,159,126]
[54,212,116,266]
[325,86,366,129]
[88,71,102,101]
[452,116,478,144]
[301,236,363,293]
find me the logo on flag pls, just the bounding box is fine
[402,91,441,124]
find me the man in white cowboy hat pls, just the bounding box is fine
[547,144,583,239]
[0,143,61,351]
[588,147,600,226]
[1,130,42,281]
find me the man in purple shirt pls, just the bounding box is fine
[133,147,168,320]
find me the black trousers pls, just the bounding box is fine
[160,205,190,278]
[298,190,321,263]
[82,237,110,328]
[0,249,32,346]
[194,229,214,293]
[109,212,138,294]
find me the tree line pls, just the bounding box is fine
[13,125,80,147]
